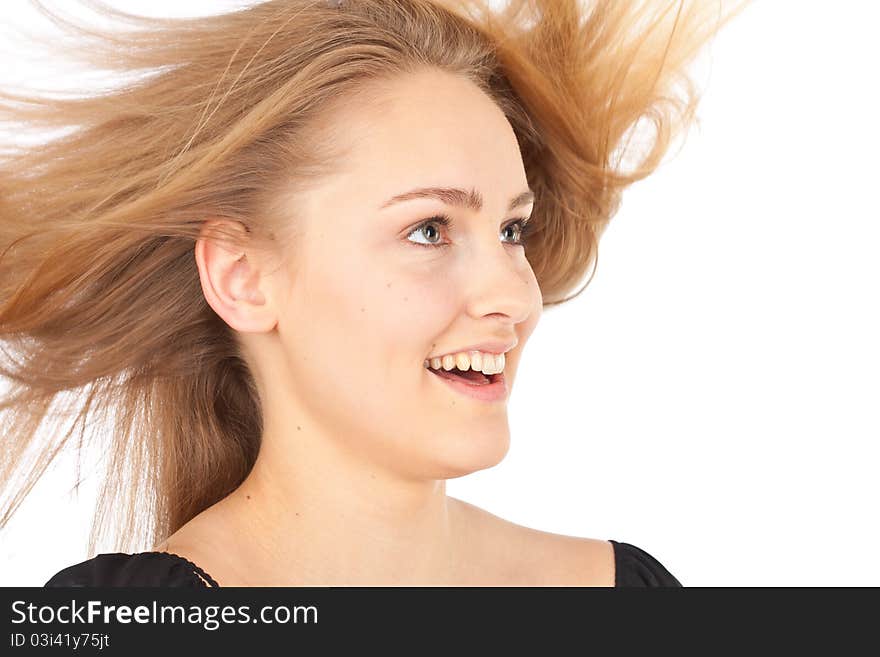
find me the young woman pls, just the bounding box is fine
[0,0,746,586]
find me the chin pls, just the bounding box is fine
[429,428,511,479]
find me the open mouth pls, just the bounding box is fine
[426,366,499,387]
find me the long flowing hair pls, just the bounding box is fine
[0,0,750,555]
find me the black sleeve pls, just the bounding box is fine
[43,552,216,588]
[609,540,682,587]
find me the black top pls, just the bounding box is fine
[42,540,681,587]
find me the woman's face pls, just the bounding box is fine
[252,69,542,480]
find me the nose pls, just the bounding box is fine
[460,239,537,325]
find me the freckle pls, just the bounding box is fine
[295,512,299,516]
[403,296,408,301]
[297,425,301,430]
[361,307,365,312]
[246,495,251,499]
[387,282,392,288]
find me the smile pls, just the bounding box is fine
[426,366,508,402]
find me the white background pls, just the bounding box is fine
[1,1,877,586]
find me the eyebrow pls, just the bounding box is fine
[379,187,535,213]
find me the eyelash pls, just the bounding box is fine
[406,214,535,250]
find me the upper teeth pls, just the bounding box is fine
[423,351,506,375]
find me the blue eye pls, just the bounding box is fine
[406,214,534,249]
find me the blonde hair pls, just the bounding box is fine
[0,0,749,556]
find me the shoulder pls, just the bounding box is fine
[608,540,682,587]
[452,498,616,586]
[43,552,220,588]
[451,498,681,587]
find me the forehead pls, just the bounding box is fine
[317,70,527,194]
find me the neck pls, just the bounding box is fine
[218,425,466,585]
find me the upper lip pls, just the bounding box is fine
[428,339,518,359]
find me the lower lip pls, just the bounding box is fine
[427,368,508,402]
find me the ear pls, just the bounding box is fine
[194,218,279,333]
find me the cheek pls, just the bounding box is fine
[299,248,458,359]
[376,272,459,352]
